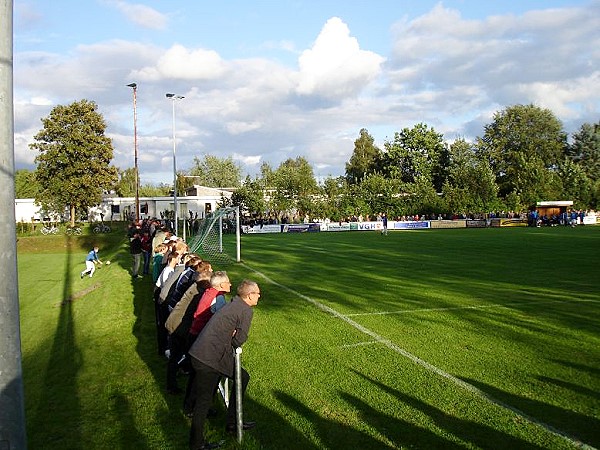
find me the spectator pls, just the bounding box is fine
[188,279,261,450]
[130,231,143,278]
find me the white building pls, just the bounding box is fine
[14,185,233,223]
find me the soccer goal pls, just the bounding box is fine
[187,206,241,264]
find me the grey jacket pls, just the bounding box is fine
[188,295,253,377]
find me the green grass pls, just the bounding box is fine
[18,226,600,449]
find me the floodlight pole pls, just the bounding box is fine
[127,83,140,223]
[0,0,28,448]
[166,93,184,235]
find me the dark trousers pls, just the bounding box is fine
[166,332,186,390]
[189,358,249,450]
[154,289,169,355]
[142,250,150,275]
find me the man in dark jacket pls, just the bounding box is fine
[130,230,143,278]
[187,279,261,450]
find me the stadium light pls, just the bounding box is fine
[166,93,184,235]
[127,83,140,223]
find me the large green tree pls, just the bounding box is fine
[380,123,449,192]
[345,128,381,184]
[476,104,567,207]
[187,154,242,188]
[30,99,118,226]
[442,139,499,214]
[568,121,600,178]
[567,121,600,208]
[114,167,137,197]
[269,157,318,220]
[14,169,39,198]
[230,175,266,216]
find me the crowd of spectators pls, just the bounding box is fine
[126,218,259,450]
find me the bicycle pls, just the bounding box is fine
[65,226,82,235]
[93,223,111,234]
[40,224,59,235]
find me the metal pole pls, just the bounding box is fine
[0,0,28,447]
[133,85,139,222]
[171,98,178,235]
[127,83,139,223]
[219,215,223,253]
[234,347,243,443]
[236,205,241,262]
[166,93,184,236]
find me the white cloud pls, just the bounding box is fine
[109,0,168,30]
[133,44,227,81]
[225,121,263,135]
[384,1,600,139]
[296,17,385,100]
[232,153,262,166]
[11,3,600,185]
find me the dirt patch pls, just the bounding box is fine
[57,282,101,306]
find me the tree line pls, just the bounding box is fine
[18,100,599,224]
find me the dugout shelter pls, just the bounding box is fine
[535,200,573,217]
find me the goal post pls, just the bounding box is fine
[187,206,241,264]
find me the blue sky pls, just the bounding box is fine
[13,0,600,184]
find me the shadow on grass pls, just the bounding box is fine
[109,392,150,448]
[352,370,546,450]
[270,390,388,449]
[462,377,600,448]
[27,236,83,449]
[127,248,192,449]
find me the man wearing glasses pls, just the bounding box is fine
[188,279,261,450]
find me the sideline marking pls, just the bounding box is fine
[243,263,596,450]
[340,341,380,348]
[346,298,600,316]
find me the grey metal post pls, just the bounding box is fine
[0,0,28,448]
[235,205,241,262]
[218,215,223,253]
[234,347,243,443]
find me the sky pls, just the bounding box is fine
[12,0,600,185]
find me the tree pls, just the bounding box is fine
[380,123,448,192]
[317,176,356,222]
[442,139,499,214]
[345,128,381,184]
[557,158,593,209]
[139,183,171,197]
[568,121,600,178]
[30,99,118,226]
[269,157,318,220]
[14,169,39,198]
[187,154,242,188]
[356,173,404,218]
[476,104,567,207]
[567,121,600,208]
[114,167,137,197]
[230,175,266,216]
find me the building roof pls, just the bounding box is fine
[536,201,573,207]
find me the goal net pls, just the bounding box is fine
[187,206,241,265]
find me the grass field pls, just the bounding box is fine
[17,226,600,449]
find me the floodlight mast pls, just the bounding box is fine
[0,0,28,447]
[127,82,140,222]
[166,93,184,235]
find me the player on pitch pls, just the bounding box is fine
[81,245,102,278]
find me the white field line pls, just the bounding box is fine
[243,263,597,450]
[346,298,600,317]
[340,340,380,348]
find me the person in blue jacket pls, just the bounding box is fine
[81,246,102,278]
